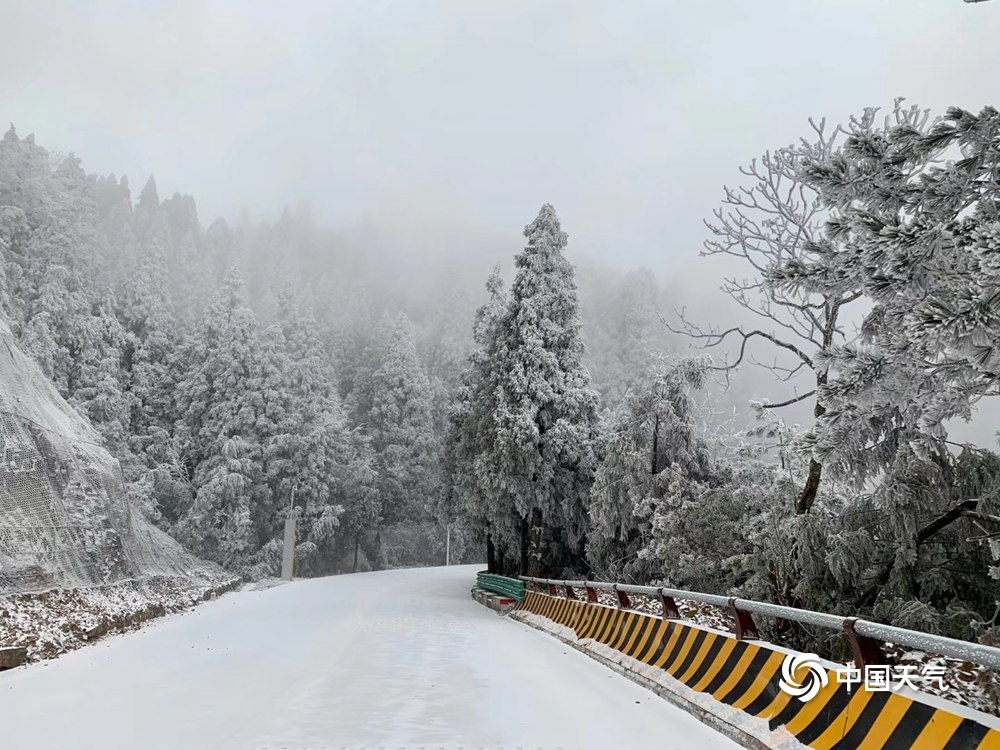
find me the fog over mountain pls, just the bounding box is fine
[5,0,999,443]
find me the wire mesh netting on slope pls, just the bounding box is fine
[0,318,222,594]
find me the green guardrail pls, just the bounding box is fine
[476,571,525,602]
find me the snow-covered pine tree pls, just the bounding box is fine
[0,129,103,399]
[94,173,137,294]
[366,312,440,566]
[179,434,258,570]
[335,284,378,420]
[203,218,235,287]
[134,176,160,234]
[483,204,600,576]
[115,239,193,527]
[0,204,23,314]
[333,429,380,573]
[588,360,714,581]
[67,292,133,469]
[444,265,518,571]
[257,288,353,576]
[421,287,476,440]
[581,268,666,408]
[162,192,214,324]
[172,268,270,570]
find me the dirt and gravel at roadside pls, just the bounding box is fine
[0,574,240,665]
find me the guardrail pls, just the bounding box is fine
[519,575,1000,672]
[477,572,525,602]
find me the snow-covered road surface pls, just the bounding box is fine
[0,565,740,749]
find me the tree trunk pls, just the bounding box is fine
[486,532,497,573]
[651,413,660,476]
[797,386,827,514]
[858,499,979,607]
[527,507,544,578]
[575,533,590,575]
[796,459,823,514]
[374,528,383,570]
[352,533,360,573]
[519,516,529,576]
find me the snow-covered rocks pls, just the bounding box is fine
[0,316,223,594]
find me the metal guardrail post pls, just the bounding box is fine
[564,583,577,599]
[584,583,598,603]
[613,583,631,610]
[658,588,680,619]
[844,617,888,669]
[729,597,758,641]
[547,581,558,596]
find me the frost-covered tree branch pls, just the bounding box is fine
[670,113,878,513]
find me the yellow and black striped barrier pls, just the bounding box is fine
[514,591,1000,750]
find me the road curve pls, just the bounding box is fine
[0,564,739,749]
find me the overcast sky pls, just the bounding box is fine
[2,0,999,270]
[2,0,999,442]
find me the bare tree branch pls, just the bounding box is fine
[664,110,889,514]
[760,390,818,409]
[664,313,814,371]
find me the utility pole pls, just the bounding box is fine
[281,486,297,581]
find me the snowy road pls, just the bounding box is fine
[0,565,739,749]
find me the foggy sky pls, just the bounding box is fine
[2,0,999,442]
[2,1,998,268]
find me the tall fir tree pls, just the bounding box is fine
[483,204,600,576]
[366,313,439,562]
[444,265,514,571]
[172,268,269,569]
[587,361,714,582]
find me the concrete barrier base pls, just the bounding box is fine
[470,587,516,614]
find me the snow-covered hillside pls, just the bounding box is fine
[0,316,220,593]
